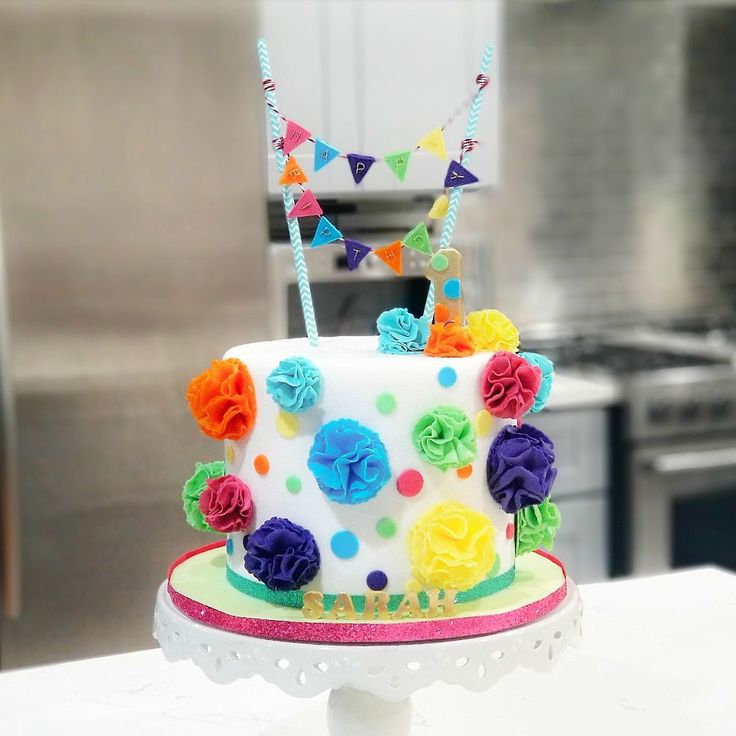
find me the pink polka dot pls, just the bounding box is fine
[506,523,515,540]
[396,469,424,497]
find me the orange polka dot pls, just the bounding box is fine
[254,454,270,475]
[456,465,473,479]
[434,304,450,323]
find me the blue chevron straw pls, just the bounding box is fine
[424,43,494,321]
[257,38,319,346]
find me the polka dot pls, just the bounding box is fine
[443,278,461,300]
[437,366,457,388]
[457,464,473,479]
[330,530,359,559]
[475,409,493,437]
[434,304,450,323]
[225,443,235,464]
[254,454,270,475]
[276,410,299,439]
[405,579,422,593]
[285,475,302,494]
[226,538,234,555]
[376,517,397,539]
[506,523,515,540]
[376,392,397,415]
[430,252,449,272]
[396,469,424,497]
[366,570,388,591]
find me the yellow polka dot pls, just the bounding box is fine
[475,409,493,437]
[276,410,300,439]
[405,579,422,593]
[225,443,235,464]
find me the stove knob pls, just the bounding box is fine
[647,404,671,424]
[678,401,701,421]
[710,399,732,420]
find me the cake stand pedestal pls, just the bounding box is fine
[153,581,582,735]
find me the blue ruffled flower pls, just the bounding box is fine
[308,419,391,504]
[376,308,429,354]
[266,356,323,413]
[244,517,320,591]
[519,352,554,412]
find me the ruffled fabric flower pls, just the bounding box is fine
[187,358,257,441]
[424,322,476,358]
[516,498,561,555]
[519,352,554,412]
[412,406,477,470]
[198,474,254,533]
[407,501,496,591]
[376,308,429,354]
[266,356,323,413]
[480,351,541,419]
[244,517,320,591]
[467,309,520,352]
[487,424,557,513]
[308,419,391,504]
[182,461,225,532]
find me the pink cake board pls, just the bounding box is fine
[167,542,568,645]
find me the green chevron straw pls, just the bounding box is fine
[424,43,494,321]
[257,38,319,346]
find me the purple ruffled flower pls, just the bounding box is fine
[244,517,320,591]
[486,424,557,514]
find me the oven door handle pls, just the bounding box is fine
[650,447,736,474]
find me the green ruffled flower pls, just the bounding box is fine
[516,499,561,555]
[412,406,477,471]
[182,460,226,532]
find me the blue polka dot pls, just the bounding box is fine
[366,570,388,590]
[438,366,457,388]
[443,278,461,300]
[331,530,359,559]
[226,538,234,555]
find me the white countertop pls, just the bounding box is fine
[547,371,621,410]
[1,568,733,735]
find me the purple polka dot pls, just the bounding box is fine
[366,570,388,591]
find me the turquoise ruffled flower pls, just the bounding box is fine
[266,356,323,413]
[376,308,429,354]
[519,352,554,412]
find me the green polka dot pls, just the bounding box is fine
[285,475,302,494]
[376,393,397,415]
[376,517,397,539]
[430,252,449,271]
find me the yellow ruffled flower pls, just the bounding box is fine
[407,501,496,591]
[466,309,519,352]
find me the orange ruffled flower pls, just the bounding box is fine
[187,358,257,441]
[424,322,476,358]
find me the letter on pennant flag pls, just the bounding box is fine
[278,157,308,186]
[346,153,376,185]
[403,223,433,255]
[428,194,449,219]
[314,138,341,171]
[287,190,323,219]
[344,239,372,270]
[417,127,447,160]
[444,160,479,189]
[384,150,411,182]
[373,241,403,275]
[282,121,311,155]
[311,216,342,248]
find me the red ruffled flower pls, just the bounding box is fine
[198,474,254,533]
[481,351,541,419]
[424,322,476,358]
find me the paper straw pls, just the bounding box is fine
[257,38,319,346]
[424,43,494,321]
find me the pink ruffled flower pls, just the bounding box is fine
[198,474,254,533]
[481,351,541,419]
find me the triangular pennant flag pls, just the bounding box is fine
[311,216,342,248]
[282,120,311,155]
[403,223,433,255]
[287,190,323,219]
[278,157,309,186]
[344,239,372,270]
[373,240,403,275]
[384,149,412,182]
[417,127,447,160]
[314,138,341,171]
[444,160,479,189]
[346,153,376,184]
[428,194,449,219]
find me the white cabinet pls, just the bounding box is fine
[553,495,608,584]
[259,0,501,194]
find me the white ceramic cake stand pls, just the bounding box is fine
[153,581,582,735]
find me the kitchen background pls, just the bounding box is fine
[1,0,735,669]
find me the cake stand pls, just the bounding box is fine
[153,578,582,736]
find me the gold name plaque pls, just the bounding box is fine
[302,589,457,620]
